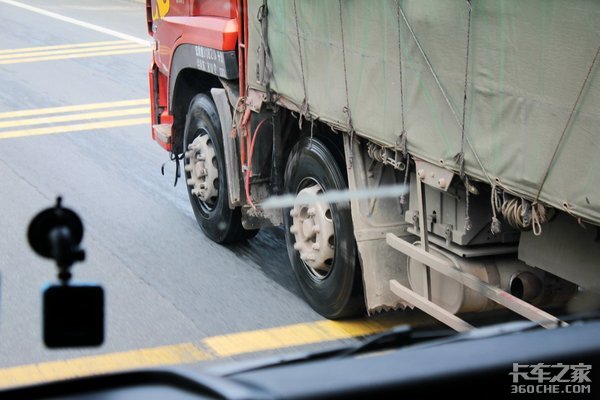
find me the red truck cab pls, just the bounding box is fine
[147,0,241,153]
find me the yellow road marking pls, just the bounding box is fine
[0,40,132,55]
[0,343,210,389]
[0,317,406,389]
[203,319,398,357]
[0,117,149,139]
[0,100,151,139]
[0,48,150,65]
[0,99,149,120]
[0,107,149,129]
[0,43,146,60]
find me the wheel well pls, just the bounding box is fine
[281,114,347,180]
[171,69,222,154]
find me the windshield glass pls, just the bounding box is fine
[1,0,599,396]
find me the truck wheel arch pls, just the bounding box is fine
[168,43,238,154]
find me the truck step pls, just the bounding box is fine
[152,123,172,151]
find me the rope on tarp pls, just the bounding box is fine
[338,0,355,166]
[460,0,474,231]
[398,5,459,127]
[395,0,407,156]
[490,184,503,235]
[534,43,600,207]
[395,0,410,211]
[457,0,472,180]
[398,2,494,191]
[292,0,313,134]
[489,179,551,236]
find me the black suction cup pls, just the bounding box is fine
[27,197,84,270]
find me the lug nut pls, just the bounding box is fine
[312,225,320,234]
[307,207,316,217]
[290,226,298,234]
[312,243,320,250]
[290,209,299,217]
[293,242,301,250]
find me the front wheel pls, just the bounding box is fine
[183,93,256,243]
[283,136,365,319]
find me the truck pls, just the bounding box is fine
[146,0,600,329]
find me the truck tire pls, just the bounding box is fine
[283,136,365,319]
[183,93,257,243]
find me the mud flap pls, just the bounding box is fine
[343,135,415,313]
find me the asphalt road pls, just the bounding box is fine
[0,0,432,383]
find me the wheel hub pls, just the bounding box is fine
[184,135,219,204]
[289,184,335,278]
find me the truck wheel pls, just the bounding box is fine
[183,93,257,243]
[283,136,365,319]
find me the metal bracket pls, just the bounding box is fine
[390,280,473,332]
[414,158,454,192]
[386,233,566,330]
[416,173,432,301]
[246,88,267,113]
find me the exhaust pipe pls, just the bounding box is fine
[509,271,542,301]
[407,243,577,314]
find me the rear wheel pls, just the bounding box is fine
[183,93,257,243]
[283,136,365,319]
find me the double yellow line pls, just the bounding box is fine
[0,99,150,140]
[0,40,150,65]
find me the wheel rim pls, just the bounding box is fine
[289,181,335,280]
[184,131,219,212]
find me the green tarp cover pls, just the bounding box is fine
[248,0,600,225]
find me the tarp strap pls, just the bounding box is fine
[256,0,272,91]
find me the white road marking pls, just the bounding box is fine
[0,0,152,47]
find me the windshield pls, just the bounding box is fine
[1,0,599,397]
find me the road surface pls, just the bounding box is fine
[0,0,436,388]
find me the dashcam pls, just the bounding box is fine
[43,284,104,348]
